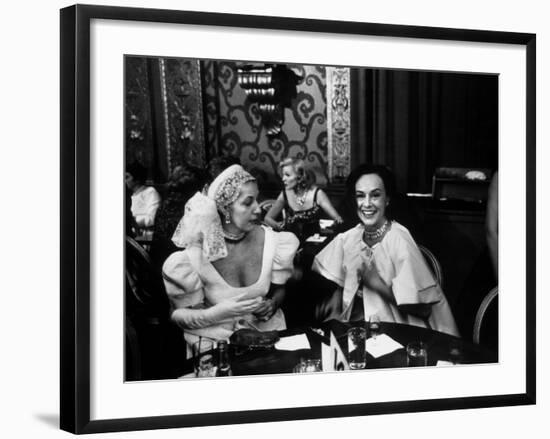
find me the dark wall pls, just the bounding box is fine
[352,70,498,194]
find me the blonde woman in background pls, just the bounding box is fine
[264,157,343,243]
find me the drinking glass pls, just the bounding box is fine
[368,315,381,339]
[293,359,322,373]
[304,359,322,372]
[192,339,216,377]
[406,341,428,367]
[347,327,367,369]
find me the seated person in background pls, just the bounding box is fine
[150,165,209,273]
[162,165,299,353]
[312,163,459,337]
[264,157,343,243]
[125,185,138,238]
[125,161,161,237]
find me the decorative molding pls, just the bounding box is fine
[162,58,206,171]
[326,67,351,182]
[159,58,172,171]
[202,60,221,159]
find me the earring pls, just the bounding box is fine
[224,212,231,224]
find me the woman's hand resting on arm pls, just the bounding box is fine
[252,298,277,321]
[214,294,264,319]
[253,284,286,322]
[171,294,264,330]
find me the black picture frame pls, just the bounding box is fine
[60,4,536,434]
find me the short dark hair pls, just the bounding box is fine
[345,164,396,199]
[126,161,148,184]
[168,165,208,193]
[206,155,241,181]
[340,164,397,225]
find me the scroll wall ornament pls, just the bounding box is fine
[237,64,301,136]
[326,66,351,181]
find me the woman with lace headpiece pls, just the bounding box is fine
[162,164,299,352]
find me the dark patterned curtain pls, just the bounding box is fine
[351,69,498,194]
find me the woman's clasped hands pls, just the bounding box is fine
[357,251,393,300]
[357,251,377,286]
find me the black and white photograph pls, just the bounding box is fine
[5,0,550,436]
[124,55,499,381]
[53,2,538,435]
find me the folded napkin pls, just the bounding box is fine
[436,360,454,366]
[275,334,311,351]
[305,234,327,243]
[365,334,403,358]
[321,331,349,372]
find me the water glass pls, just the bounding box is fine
[406,341,428,367]
[347,327,367,369]
[368,315,381,339]
[192,339,216,377]
[293,359,322,373]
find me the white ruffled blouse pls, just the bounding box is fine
[312,222,459,337]
[163,226,299,346]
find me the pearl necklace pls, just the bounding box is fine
[223,229,247,243]
[363,220,390,241]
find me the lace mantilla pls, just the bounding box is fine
[172,165,256,262]
[208,164,255,213]
[171,192,227,261]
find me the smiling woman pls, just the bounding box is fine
[162,165,299,356]
[312,164,459,336]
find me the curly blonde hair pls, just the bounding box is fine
[278,157,314,190]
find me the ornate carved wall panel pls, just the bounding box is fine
[125,57,153,169]
[204,62,329,189]
[160,58,206,171]
[202,60,221,159]
[126,57,335,189]
[326,67,351,182]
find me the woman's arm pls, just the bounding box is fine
[163,253,263,330]
[264,193,286,230]
[317,189,343,223]
[170,294,263,330]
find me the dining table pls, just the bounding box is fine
[177,319,497,378]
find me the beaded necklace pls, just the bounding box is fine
[223,229,247,243]
[363,219,390,242]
